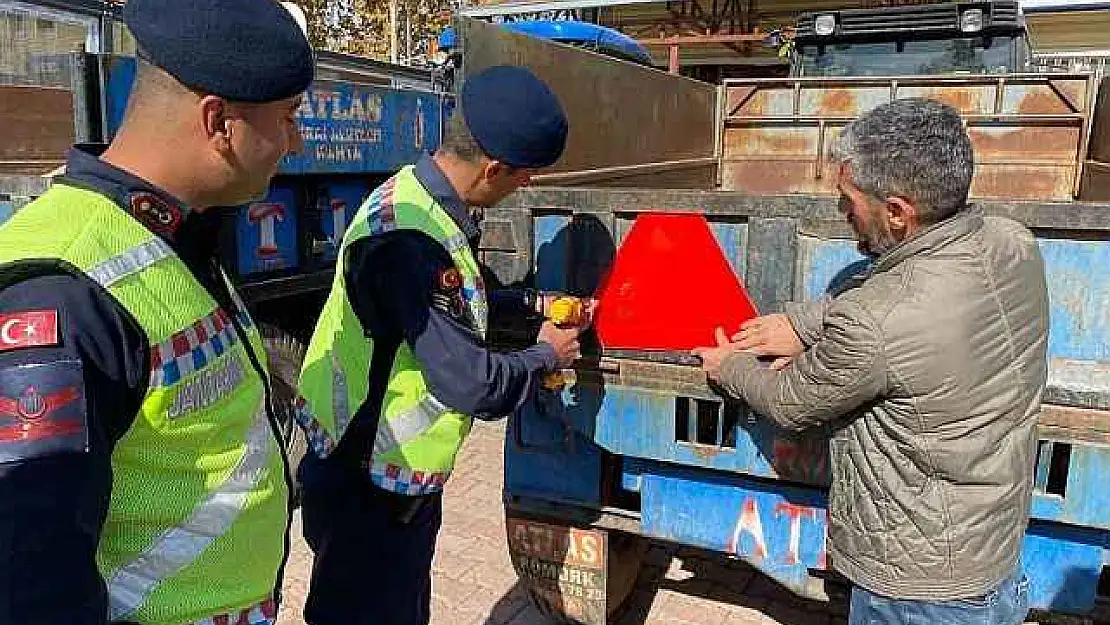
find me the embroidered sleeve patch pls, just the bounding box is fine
[0,360,88,463]
[437,268,462,292]
[0,310,59,352]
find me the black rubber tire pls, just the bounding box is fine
[260,323,309,507]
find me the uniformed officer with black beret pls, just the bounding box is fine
[0,0,313,623]
[294,65,584,625]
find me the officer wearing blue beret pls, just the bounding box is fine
[0,0,312,623]
[294,65,585,625]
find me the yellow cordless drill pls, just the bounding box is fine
[542,296,586,391]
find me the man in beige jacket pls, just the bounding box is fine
[695,98,1049,625]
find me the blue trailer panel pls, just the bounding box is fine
[101,58,446,177]
[314,180,369,262]
[282,82,443,175]
[236,185,300,276]
[496,189,1110,619]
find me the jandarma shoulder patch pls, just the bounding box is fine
[0,359,88,463]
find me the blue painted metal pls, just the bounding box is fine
[314,180,369,262]
[101,58,445,176]
[796,236,869,300]
[508,211,1110,616]
[553,382,831,485]
[0,199,14,226]
[627,458,829,594]
[438,21,652,66]
[282,83,443,175]
[100,53,444,283]
[534,213,572,292]
[1030,442,1110,531]
[1022,521,1109,613]
[103,55,137,141]
[710,222,749,279]
[621,455,1110,612]
[506,390,605,507]
[236,185,300,276]
[1038,238,1110,361]
[438,27,457,51]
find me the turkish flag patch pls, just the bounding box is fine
[0,360,88,463]
[0,310,59,352]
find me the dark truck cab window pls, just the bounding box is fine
[796,35,1026,77]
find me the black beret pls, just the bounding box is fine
[124,0,315,103]
[460,65,568,169]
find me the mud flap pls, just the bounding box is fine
[506,514,645,625]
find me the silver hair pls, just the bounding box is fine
[833,98,974,224]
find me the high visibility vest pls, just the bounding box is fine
[0,183,287,625]
[296,165,488,496]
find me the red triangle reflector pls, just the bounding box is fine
[594,212,759,352]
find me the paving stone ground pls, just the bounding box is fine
[275,420,1095,625]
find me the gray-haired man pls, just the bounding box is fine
[694,98,1048,624]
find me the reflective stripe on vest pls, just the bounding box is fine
[330,353,350,437]
[297,166,485,496]
[149,308,245,388]
[372,394,449,456]
[0,184,288,624]
[87,237,175,287]
[190,599,277,625]
[107,401,273,621]
[106,401,273,621]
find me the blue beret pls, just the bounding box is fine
[461,66,568,169]
[124,0,315,103]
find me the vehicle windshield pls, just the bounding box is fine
[796,36,1021,77]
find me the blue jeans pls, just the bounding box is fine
[849,566,1029,625]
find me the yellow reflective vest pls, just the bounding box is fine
[297,165,488,495]
[0,183,288,625]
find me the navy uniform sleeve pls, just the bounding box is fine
[348,232,556,420]
[487,287,536,318]
[0,273,147,625]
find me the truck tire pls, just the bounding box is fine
[260,323,309,507]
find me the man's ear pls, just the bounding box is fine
[483,159,507,182]
[885,196,918,232]
[200,95,232,151]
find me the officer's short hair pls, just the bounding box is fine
[440,110,486,164]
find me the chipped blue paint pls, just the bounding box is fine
[1038,238,1110,361]
[558,381,831,486]
[628,458,829,597]
[1022,522,1109,613]
[1031,444,1110,531]
[796,236,868,300]
[709,222,749,280]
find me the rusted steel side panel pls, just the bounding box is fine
[0,86,75,175]
[1087,76,1110,164]
[721,76,1092,202]
[1082,77,1110,201]
[457,17,717,189]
